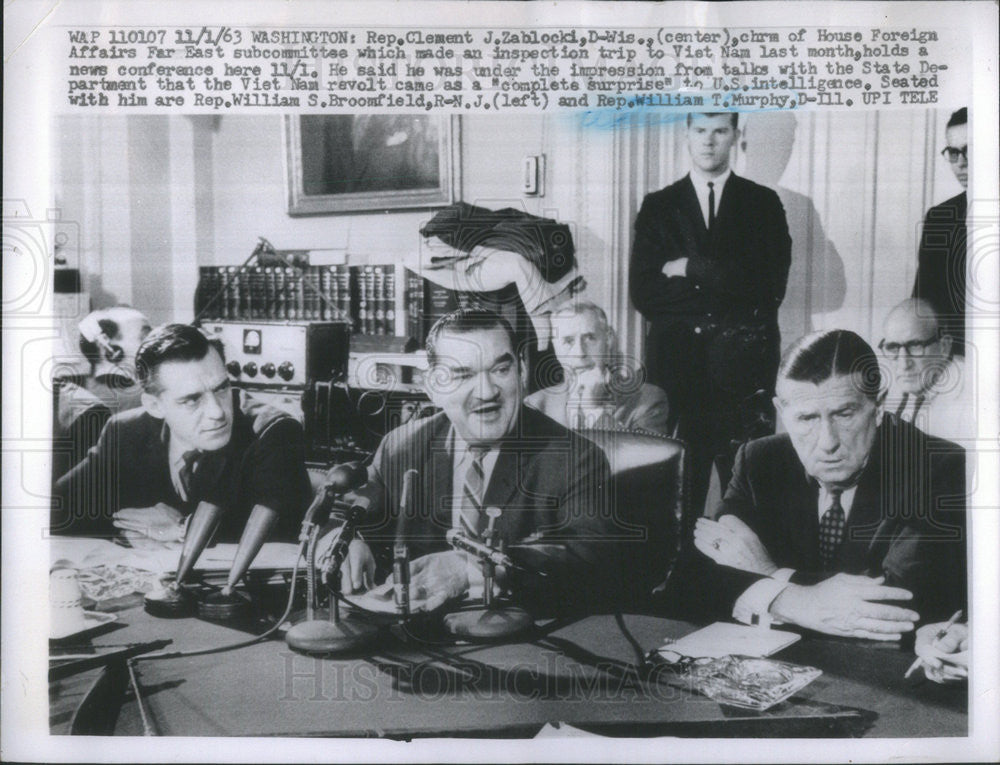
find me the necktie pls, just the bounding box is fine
[178,450,200,501]
[707,181,716,229]
[895,393,909,418]
[910,394,925,420]
[818,489,845,569]
[460,446,489,537]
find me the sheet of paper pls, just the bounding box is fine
[659,622,801,659]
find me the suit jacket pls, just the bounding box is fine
[913,192,966,355]
[670,417,967,624]
[53,391,312,543]
[524,382,671,435]
[630,173,792,330]
[355,406,618,608]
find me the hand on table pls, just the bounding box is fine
[915,621,969,683]
[769,573,919,640]
[694,515,778,576]
[339,538,376,594]
[113,504,186,547]
[378,550,471,612]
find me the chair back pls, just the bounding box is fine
[580,428,689,606]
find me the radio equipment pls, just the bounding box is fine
[200,320,350,389]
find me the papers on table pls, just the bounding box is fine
[658,622,801,660]
[50,537,303,575]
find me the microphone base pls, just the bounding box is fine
[198,589,251,622]
[285,611,379,655]
[144,584,193,618]
[442,606,534,642]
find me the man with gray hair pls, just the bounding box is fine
[672,330,966,638]
[525,301,670,434]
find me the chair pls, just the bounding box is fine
[579,427,690,608]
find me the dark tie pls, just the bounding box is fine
[178,450,200,501]
[910,394,925,420]
[707,181,716,229]
[894,393,909,418]
[460,446,489,537]
[818,489,845,569]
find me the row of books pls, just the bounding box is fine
[195,264,461,342]
[194,265,390,334]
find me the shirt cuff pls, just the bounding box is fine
[733,576,792,627]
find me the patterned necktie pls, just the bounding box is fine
[178,450,200,501]
[707,181,716,229]
[460,446,489,538]
[818,489,845,569]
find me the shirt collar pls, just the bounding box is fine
[690,166,732,191]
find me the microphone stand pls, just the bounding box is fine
[284,501,379,655]
[441,508,534,641]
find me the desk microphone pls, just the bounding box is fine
[393,469,418,622]
[299,462,368,542]
[445,529,517,570]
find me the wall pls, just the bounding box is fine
[56,109,957,357]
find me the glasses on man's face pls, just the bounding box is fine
[878,336,940,358]
[940,145,968,163]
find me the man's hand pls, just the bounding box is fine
[915,622,969,683]
[694,515,779,576]
[661,258,689,279]
[769,574,919,640]
[382,550,471,612]
[113,504,186,546]
[339,538,376,594]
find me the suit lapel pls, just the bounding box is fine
[426,416,455,536]
[788,464,822,566]
[842,425,892,572]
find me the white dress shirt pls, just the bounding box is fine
[732,483,859,627]
[690,167,732,228]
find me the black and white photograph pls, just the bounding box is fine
[3,1,998,762]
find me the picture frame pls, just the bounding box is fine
[284,114,461,215]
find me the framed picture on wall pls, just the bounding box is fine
[284,114,461,215]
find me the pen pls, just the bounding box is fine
[903,609,964,679]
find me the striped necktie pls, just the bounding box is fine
[459,446,489,538]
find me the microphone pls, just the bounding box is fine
[319,493,375,585]
[393,469,418,621]
[299,462,368,540]
[446,529,517,570]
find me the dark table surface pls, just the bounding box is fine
[50,595,967,739]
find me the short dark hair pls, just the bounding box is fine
[687,112,739,129]
[946,107,967,129]
[135,324,224,393]
[777,330,881,402]
[425,308,520,366]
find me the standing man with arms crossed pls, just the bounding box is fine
[630,112,792,508]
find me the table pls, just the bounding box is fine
[50,598,967,738]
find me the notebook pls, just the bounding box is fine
[658,622,801,659]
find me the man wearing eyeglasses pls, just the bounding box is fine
[913,107,968,356]
[879,298,973,444]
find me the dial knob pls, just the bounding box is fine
[261,362,276,378]
[226,361,242,378]
[277,361,294,381]
[242,361,258,377]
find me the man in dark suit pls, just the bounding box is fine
[338,308,616,612]
[679,330,966,639]
[53,324,312,546]
[630,112,792,507]
[913,107,968,356]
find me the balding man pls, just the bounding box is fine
[879,298,973,444]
